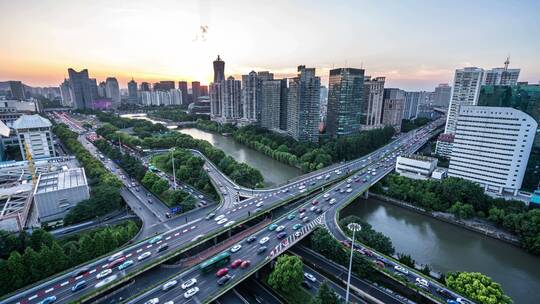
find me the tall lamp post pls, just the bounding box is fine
[345,222,362,303]
[170,148,176,190]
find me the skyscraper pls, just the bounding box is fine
[209,82,223,118]
[260,80,283,130]
[67,68,94,110]
[140,82,151,92]
[192,81,201,102]
[128,79,138,104]
[97,81,106,98]
[241,71,258,123]
[213,55,225,83]
[59,79,72,107]
[105,77,121,107]
[153,81,175,91]
[382,88,405,132]
[8,81,25,100]
[326,68,365,137]
[89,78,99,102]
[361,76,385,130]
[178,81,189,105]
[432,83,452,107]
[483,58,520,86]
[221,76,242,122]
[279,79,288,131]
[403,91,427,120]
[287,66,321,143]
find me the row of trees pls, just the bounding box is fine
[0,221,140,296]
[85,110,168,138]
[379,174,540,255]
[141,171,197,212]
[339,215,395,255]
[52,124,124,225]
[94,139,146,181]
[195,119,236,134]
[151,108,208,122]
[445,272,512,304]
[400,117,430,133]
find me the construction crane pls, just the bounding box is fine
[25,142,37,184]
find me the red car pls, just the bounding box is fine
[311,200,319,206]
[240,260,251,269]
[108,257,126,269]
[299,208,306,213]
[216,267,229,277]
[231,259,243,269]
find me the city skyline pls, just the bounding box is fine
[1,0,539,90]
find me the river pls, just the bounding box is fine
[340,198,540,304]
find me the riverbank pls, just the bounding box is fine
[368,192,522,247]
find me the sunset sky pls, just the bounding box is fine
[1,0,539,90]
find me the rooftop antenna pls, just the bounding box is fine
[504,55,510,71]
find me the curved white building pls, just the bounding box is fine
[448,106,537,194]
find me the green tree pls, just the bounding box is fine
[23,247,41,282]
[49,242,69,273]
[445,272,512,304]
[397,253,415,268]
[7,251,26,288]
[314,281,341,304]
[268,254,304,295]
[78,235,96,261]
[29,229,54,251]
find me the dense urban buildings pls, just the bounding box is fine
[105,77,121,107]
[448,106,537,195]
[127,79,138,103]
[192,81,201,102]
[59,79,72,107]
[153,81,175,91]
[382,88,405,132]
[326,68,365,137]
[260,79,283,130]
[67,68,94,110]
[431,83,452,107]
[13,114,55,160]
[361,76,386,130]
[140,82,151,92]
[178,81,189,105]
[287,66,321,143]
[484,58,520,86]
[213,55,225,83]
[403,91,428,120]
[241,71,259,123]
[8,81,25,101]
[141,89,182,106]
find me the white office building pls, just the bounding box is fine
[448,106,537,195]
[395,154,438,180]
[13,114,56,160]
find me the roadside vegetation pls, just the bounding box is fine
[267,254,313,304]
[445,272,512,304]
[0,221,140,297]
[339,215,395,255]
[151,107,208,122]
[400,117,430,133]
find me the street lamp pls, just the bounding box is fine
[170,148,177,190]
[345,222,362,303]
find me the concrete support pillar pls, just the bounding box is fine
[213,236,218,245]
[363,190,369,199]
[228,230,232,238]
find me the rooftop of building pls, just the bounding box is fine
[12,114,51,129]
[399,154,437,163]
[34,168,87,194]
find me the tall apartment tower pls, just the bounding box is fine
[140,82,151,92]
[209,82,223,118]
[221,76,242,123]
[432,83,452,107]
[382,88,405,132]
[59,79,72,107]
[287,66,321,143]
[97,81,106,98]
[448,106,536,195]
[13,114,56,160]
[105,77,121,107]
[192,81,201,102]
[67,68,94,110]
[241,71,258,123]
[326,68,365,137]
[361,76,385,130]
[279,79,289,131]
[178,81,189,105]
[8,81,25,101]
[213,55,225,83]
[260,79,283,130]
[484,58,520,86]
[128,79,138,104]
[403,91,427,120]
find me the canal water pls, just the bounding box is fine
[340,198,540,304]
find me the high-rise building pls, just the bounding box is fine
[287,66,321,143]
[153,81,175,91]
[382,88,405,132]
[140,82,151,92]
[432,83,452,107]
[59,79,72,107]
[200,85,209,97]
[213,55,225,83]
[13,114,56,160]
[97,81,106,98]
[279,79,289,131]
[105,77,121,107]
[128,79,138,104]
[209,82,223,118]
[221,76,242,122]
[448,106,537,195]
[483,58,520,86]
[178,81,189,105]
[403,91,428,120]
[192,81,201,102]
[8,81,25,100]
[67,68,94,110]
[89,78,99,102]
[241,71,258,123]
[361,76,385,130]
[326,68,365,137]
[260,80,283,130]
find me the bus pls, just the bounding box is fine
[199,251,231,273]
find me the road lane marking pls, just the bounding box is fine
[45,288,54,293]
[28,295,38,301]
[136,249,143,253]
[165,236,171,240]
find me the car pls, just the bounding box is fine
[299,208,306,213]
[72,266,90,277]
[147,199,153,204]
[294,231,302,237]
[71,280,87,292]
[162,279,178,291]
[276,225,285,232]
[287,213,296,220]
[216,267,229,277]
[293,223,303,230]
[118,260,134,270]
[205,213,216,220]
[375,260,385,268]
[246,236,257,243]
[309,206,317,212]
[446,300,459,304]
[301,281,312,289]
[144,298,159,304]
[346,188,352,193]
[181,278,197,289]
[339,189,345,193]
[138,251,152,261]
[323,193,330,198]
[300,189,307,193]
[299,212,306,218]
[217,274,232,286]
[230,244,242,253]
[231,259,243,269]
[257,246,267,254]
[184,286,199,299]
[38,296,57,304]
[94,274,118,288]
[240,260,251,269]
[277,232,287,239]
[329,198,336,205]
[456,298,471,304]
[311,200,319,206]
[268,224,278,231]
[304,272,317,282]
[259,236,270,244]
[108,256,126,268]
[256,202,264,207]
[157,243,169,252]
[302,217,310,223]
[214,214,225,222]
[254,207,262,213]
[415,277,429,287]
[394,265,409,274]
[224,220,236,227]
[148,236,162,244]
[217,218,228,225]
[96,268,112,279]
[315,208,323,214]
[346,183,351,188]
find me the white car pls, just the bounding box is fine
[214,215,225,222]
[137,251,151,261]
[346,188,352,193]
[184,287,199,299]
[230,244,242,253]
[163,302,174,304]
[96,269,112,279]
[217,218,228,225]
[259,236,270,245]
[300,189,307,193]
[145,298,159,304]
[108,251,124,262]
[95,274,117,288]
[394,265,409,275]
[316,176,322,180]
[181,278,197,289]
[329,198,336,205]
[276,225,285,232]
[415,277,429,287]
[323,193,330,198]
[304,272,317,282]
[162,280,178,291]
[256,202,264,207]
[294,231,302,237]
[224,221,236,227]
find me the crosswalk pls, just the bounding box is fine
[269,214,325,258]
